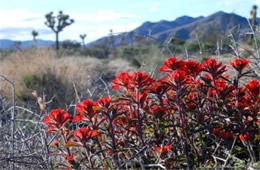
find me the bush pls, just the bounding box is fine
[80,46,109,59]
[43,57,259,169]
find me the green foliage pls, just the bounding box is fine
[21,72,68,108]
[118,45,149,67]
[61,40,81,49]
[185,43,200,52]
[80,46,109,59]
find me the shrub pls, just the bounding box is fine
[43,57,259,169]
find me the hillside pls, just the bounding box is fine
[0,39,54,49]
[90,11,251,47]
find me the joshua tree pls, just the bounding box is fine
[109,29,115,48]
[31,30,38,47]
[79,34,87,47]
[44,11,74,50]
[251,5,257,32]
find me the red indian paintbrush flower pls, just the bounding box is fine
[184,60,203,77]
[74,127,99,142]
[112,72,132,91]
[131,72,155,90]
[73,99,98,123]
[230,58,249,72]
[159,56,185,73]
[239,134,249,143]
[155,145,172,153]
[97,96,112,109]
[213,128,233,139]
[245,80,259,97]
[167,70,189,86]
[112,72,154,91]
[43,108,71,133]
[203,58,227,77]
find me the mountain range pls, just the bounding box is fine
[0,11,253,49]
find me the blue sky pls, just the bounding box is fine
[0,0,259,43]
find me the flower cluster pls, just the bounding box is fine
[43,57,259,169]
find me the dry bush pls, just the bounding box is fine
[0,48,134,107]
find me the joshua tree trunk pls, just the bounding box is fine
[56,32,59,50]
[33,37,36,48]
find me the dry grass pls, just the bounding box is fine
[0,48,134,103]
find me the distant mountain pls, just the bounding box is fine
[0,39,15,49]
[0,11,253,49]
[0,39,55,49]
[134,15,204,36]
[89,11,251,47]
[153,11,249,42]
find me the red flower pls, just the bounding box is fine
[76,99,97,115]
[73,99,98,123]
[239,134,249,142]
[222,132,234,139]
[159,56,185,73]
[203,58,227,77]
[112,72,154,92]
[66,154,76,164]
[213,128,233,139]
[185,60,203,77]
[74,127,99,142]
[72,115,83,123]
[131,72,155,90]
[50,139,59,148]
[167,70,188,86]
[246,80,259,97]
[230,58,249,72]
[112,72,131,90]
[156,145,172,153]
[43,108,71,133]
[150,81,169,96]
[97,96,112,109]
[215,78,227,92]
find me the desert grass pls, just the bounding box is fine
[0,48,134,102]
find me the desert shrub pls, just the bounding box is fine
[80,46,109,59]
[185,42,200,52]
[61,40,81,49]
[43,57,259,169]
[0,49,135,107]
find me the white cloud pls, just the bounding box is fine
[71,9,134,23]
[216,0,239,7]
[150,6,158,12]
[0,9,43,28]
[254,0,260,5]
[150,3,159,12]
[0,8,139,42]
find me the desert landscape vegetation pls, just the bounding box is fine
[0,1,259,169]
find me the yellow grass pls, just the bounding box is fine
[0,48,134,101]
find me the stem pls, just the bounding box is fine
[83,143,95,169]
[136,89,144,145]
[61,130,71,156]
[96,140,112,169]
[109,117,120,167]
[11,81,16,170]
